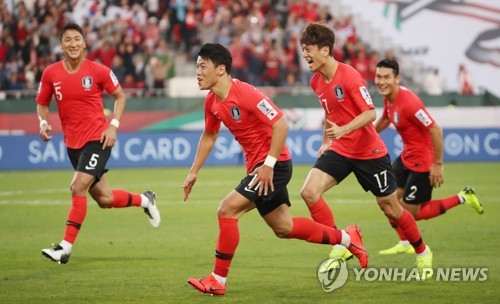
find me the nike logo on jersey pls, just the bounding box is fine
[405,196,415,201]
[53,82,61,86]
[380,185,390,193]
[85,166,95,170]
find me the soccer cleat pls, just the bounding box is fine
[143,190,161,228]
[459,186,483,215]
[188,274,226,296]
[379,242,415,255]
[41,244,70,264]
[345,225,368,268]
[416,246,434,281]
[319,245,354,273]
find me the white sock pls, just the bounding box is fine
[458,194,465,204]
[59,240,73,253]
[340,230,351,248]
[211,272,226,285]
[140,194,149,208]
[417,246,429,257]
[400,240,410,245]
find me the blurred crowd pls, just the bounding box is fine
[0,0,388,96]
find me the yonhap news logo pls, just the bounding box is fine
[317,260,488,292]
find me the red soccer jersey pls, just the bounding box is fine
[310,63,387,159]
[382,86,435,172]
[36,59,120,149]
[204,79,291,172]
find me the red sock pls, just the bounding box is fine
[213,217,240,278]
[110,190,142,208]
[308,198,336,228]
[388,218,408,241]
[287,217,342,245]
[63,196,87,244]
[416,195,460,220]
[395,210,426,254]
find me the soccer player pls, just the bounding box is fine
[182,43,367,296]
[374,58,483,254]
[298,22,433,279]
[37,23,160,264]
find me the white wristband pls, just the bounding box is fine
[110,118,120,128]
[264,155,277,168]
[39,120,48,129]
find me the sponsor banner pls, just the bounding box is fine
[0,129,498,170]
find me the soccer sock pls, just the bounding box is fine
[388,218,408,242]
[307,198,336,228]
[415,196,461,220]
[213,217,240,280]
[287,217,342,245]
[63,196,87,245]
[109,190,142,208]
[394,209,426,254]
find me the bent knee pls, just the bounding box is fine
[300,187,320,204]
[272,225,293,238]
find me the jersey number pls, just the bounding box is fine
[54,85,62,101]
[373,170,390,193]
[85,153,100,170]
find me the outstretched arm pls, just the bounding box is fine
[101,87,127,149]
[428,123,444,187]
[183,130,219,201]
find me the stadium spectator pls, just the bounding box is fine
[374,58,483,255]
[183,43,366,296]
[458,63,474,95]
[298,22,433,279]
[37,23,160,264]
[3,0,381,95]
[422,67,444,95]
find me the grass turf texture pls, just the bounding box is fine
[0,163,498,303]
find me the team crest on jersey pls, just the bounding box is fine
[334,85,345,100]
[82,76,93,90]
[231,106,241,121]
[393,112,400,125]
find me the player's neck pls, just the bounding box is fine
[386,86,400,103]
[319,58,337,83]
[63,57,84,74]
[211,75,233,101]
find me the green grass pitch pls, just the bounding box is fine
[0,162,498,303]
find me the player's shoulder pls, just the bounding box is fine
[42,61,63,75]
[399,86,424,104]
[84,58,109,72]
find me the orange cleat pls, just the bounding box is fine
[187,274,227,296]
[345,225,368,268]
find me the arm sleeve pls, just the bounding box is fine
[246,88,283,126]
[35,70,53,105]
[204,98,221,133]
[346,69,374,112]
[410,98,435,129]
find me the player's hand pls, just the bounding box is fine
[182,173,197,202]
[318,143,329,157]
[248,165,274,196]
[325,119,347,140]
[429,163,444,188]
[100,126,117,150]
[39,123,53,142]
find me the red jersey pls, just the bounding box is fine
[36,59,120,149]
[204,79,291,172]
[310,63,387,159]
[382,86,435,172]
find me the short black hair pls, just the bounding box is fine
[197,43,232,74]
[60,23,84,41]
[376,58,399,76]
[300,22,335,55]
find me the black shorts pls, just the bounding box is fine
[235,160,292,217]
[314,150,397,197]
[67,141,111,184]
[392,156,432,204]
